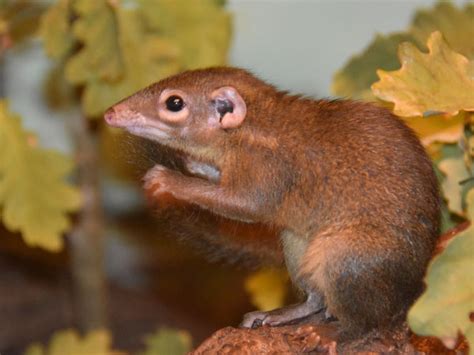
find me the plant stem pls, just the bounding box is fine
[68,112,108,331]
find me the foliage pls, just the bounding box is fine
[372,32,474,117]
[244,268,289,311]
[408,190,474,350]
[0,101,81,251]
[331,32,419,100]
[0,0,47,46]
[24,329,114,355]
[332,2,474,349]
[141,327,192,355]
[40,0,231,117]
[332,2,474,100]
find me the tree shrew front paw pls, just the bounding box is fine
[143,164,178,196]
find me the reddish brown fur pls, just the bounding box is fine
[105,67,440,337]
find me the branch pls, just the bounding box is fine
[67,112,108,331]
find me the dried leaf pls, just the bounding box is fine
[0,101,81,251]
[408,189,474,350]
[141,328,192,355]
[24,328,113,355]
[372,31,474,117]
[244,268,289,311]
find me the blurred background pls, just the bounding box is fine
[0,0,471,354]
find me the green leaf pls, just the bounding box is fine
[63,0,179,117]
[408,189,474,350]
[24,328,113,355]
[372,31,474,117]
[411,2,474,59]
[39,0,75,59]
[331,32,419,99]
[139,0,231,70]
[0,101,81,251]
[141,328,192,355]
[244,268,289,311]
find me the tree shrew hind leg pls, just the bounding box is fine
[240,292,324,328]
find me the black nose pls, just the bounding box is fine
[104,107,116,125]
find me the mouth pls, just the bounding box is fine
[125,124,171,141]
[105,108,173,142]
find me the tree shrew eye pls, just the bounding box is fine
[166,95,185,112]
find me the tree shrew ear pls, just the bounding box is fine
[211,86,247,129]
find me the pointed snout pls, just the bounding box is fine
[104,106,118,126]
[104,102,133,128]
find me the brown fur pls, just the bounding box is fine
[105,67,440,337]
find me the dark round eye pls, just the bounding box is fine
[165,95,185,112]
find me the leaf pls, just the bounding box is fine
[372,31,474,117]
[39,0,75,59]
[139,0,231,70]
[63,0,179,117]
[411,2,474,59]
[244,268,289,311]
[406,113,464,147]
[141,328,192,355]
[24,328,113,355]
[331,32,419,99]
[438,156,470,217]
[408,189,474,350]
[41,0,230,117]
[0,1,47,45]
[0,101,81,251]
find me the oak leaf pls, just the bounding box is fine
[438,156,471,217]
[331,33,419,100]
[411,2,474,59]
[372,31,474,117]
[39,0,74,59]
[138,0,231,70]
[0,101,81,251]
[408,189,474,350]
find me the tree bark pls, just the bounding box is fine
[68,112,108,331]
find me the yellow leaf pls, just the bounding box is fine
[139,0,232,70]
[141,327,192,355]
[372,31,474,117]
[406,113,464,147]
[244,268,289,311]
[438,156,469,216]
[62,0,179,117]
[39,0,74,59]
[24,328,114,355]
[0,101,81,251]
[332,32,419,100]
